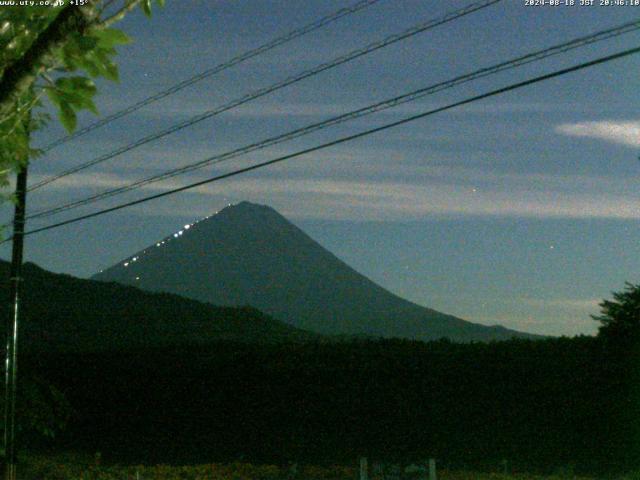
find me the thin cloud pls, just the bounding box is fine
[556,120,640,148]
[30,171,640,222]
[519,297,602,311]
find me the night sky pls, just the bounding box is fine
[2,0,639,336]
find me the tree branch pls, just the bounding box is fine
[0,5,95,121]
[100,0,142,28]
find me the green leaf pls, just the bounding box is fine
[69,76,97,94]
[141,0,152,17]
[92,27,131,49]
[77,56,102,77]
[81,50,112,78]
[75,34,98,53]
[55,76,97,98]
[62,91,98,114]
[53,76,99,114]
[56,76,97,97]
[59,102,77,133]
[45,87,62,109]
[103,59,119,82]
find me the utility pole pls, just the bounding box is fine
[3,124,29,480]
[3,165,27,480]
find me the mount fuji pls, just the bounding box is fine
[93,202,538,342]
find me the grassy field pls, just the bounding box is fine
[20,456,632,480]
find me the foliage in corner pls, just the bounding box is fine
[0,0,164,191]
[0,0,163,435]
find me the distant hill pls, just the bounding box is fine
[93,201,540,342]
[0,260,316,352]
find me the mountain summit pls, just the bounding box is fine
[93,201,537,342]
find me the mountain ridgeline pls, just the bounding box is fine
[93,201,537,342]
[0,260,314,352]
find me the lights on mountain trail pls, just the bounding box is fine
[119,215,218,266]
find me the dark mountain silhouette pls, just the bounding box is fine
[93,201,539,342]
[0,260,315,352]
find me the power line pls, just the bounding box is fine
[10,44,639,242]
[29,0,502,192]
[25,18,640,222]
[37,0,384,153]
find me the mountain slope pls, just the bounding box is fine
[0,260,316,352]
[93,202,538,342]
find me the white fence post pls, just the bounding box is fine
[428,458,436,480]
[360,457,368,480]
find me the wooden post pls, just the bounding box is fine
[360,457,368,480]
[428,459,436,480]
